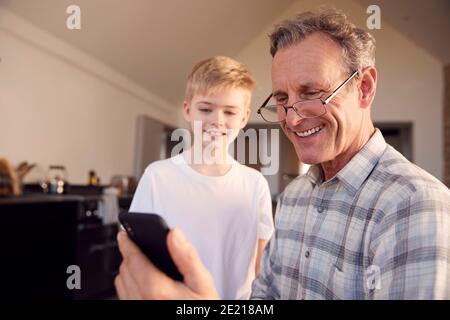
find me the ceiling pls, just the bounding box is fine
[357,0,450,64]
[1,0,295,106]
[2,0,449,107]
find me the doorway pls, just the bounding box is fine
[235,123,301,201]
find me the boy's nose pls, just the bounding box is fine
[211,110,226,127]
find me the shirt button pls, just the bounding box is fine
[317,206,324,213]
[305,250,310,258]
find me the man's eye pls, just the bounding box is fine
[306,90,327,98]
[275,98,287,105]
[199,108,212,113]
[225,111,236,115]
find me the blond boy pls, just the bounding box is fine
[129,56,274,299]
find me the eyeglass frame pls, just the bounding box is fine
[257,70,359,123]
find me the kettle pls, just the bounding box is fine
[42,165,68,194]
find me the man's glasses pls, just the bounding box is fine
[257,70,359,123]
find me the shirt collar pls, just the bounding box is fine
[305,129,387,195]
[305,164,323,185]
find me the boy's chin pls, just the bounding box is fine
[202,139,229,149]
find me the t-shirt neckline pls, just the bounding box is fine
[176,150,237,181]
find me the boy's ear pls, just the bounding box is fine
[240,107,250,129]
[182,101,191,122]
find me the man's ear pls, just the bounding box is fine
[182,101,191,122]
[358,67,377,109]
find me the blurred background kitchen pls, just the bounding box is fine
[0,0,449,299]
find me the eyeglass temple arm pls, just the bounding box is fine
[257,93,274,112]
[323,70,358,105]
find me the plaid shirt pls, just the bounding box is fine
[251,129,450,299]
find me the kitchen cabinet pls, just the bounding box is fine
[0,192,130,299]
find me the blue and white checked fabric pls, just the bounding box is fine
[251,129,450,299]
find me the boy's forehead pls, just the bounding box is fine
[198,85,251,96]
[192,86,251,106]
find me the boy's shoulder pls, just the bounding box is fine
[143,154,183,175]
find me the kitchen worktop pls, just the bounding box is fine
[0,186,133,299]
[0,193,88,205]
[0,185,134,207]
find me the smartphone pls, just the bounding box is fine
[118,211,183,282]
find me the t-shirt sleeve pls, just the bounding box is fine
[256,176,275,240]
[129,169,154,214]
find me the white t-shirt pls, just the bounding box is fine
[129,151,274,299]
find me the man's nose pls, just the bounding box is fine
[285,107,303,129]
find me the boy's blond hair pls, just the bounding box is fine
[185,56,256,107]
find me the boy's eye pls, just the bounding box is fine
[225,111,237,115]
[199,108,212,113]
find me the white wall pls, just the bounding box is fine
[1,2,444,185]
[236,0,444,181]
[0,9,179,184]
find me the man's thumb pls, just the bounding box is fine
[167,227,218,298]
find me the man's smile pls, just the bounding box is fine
[294,124,325,137]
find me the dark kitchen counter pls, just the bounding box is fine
[0,188,132,299]
[0,193,88,205]
[0,190,133,209]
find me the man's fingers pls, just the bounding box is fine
[118,262,143,300]
[167,227,219,299]
[117,231,142,260]
[116,229,218,299]
[118,230,180,299]
[117,230,166,288]
[114,274,127,300]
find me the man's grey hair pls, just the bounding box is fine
[269,7,376,74]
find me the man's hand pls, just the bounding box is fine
[114,227,220,300]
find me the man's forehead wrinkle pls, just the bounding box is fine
[274,74,333,94]
[272,39,344,99]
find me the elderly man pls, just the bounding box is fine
[115,8,450,300]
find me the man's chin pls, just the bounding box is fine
[296,152,323,166]
[300,159,321,166]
